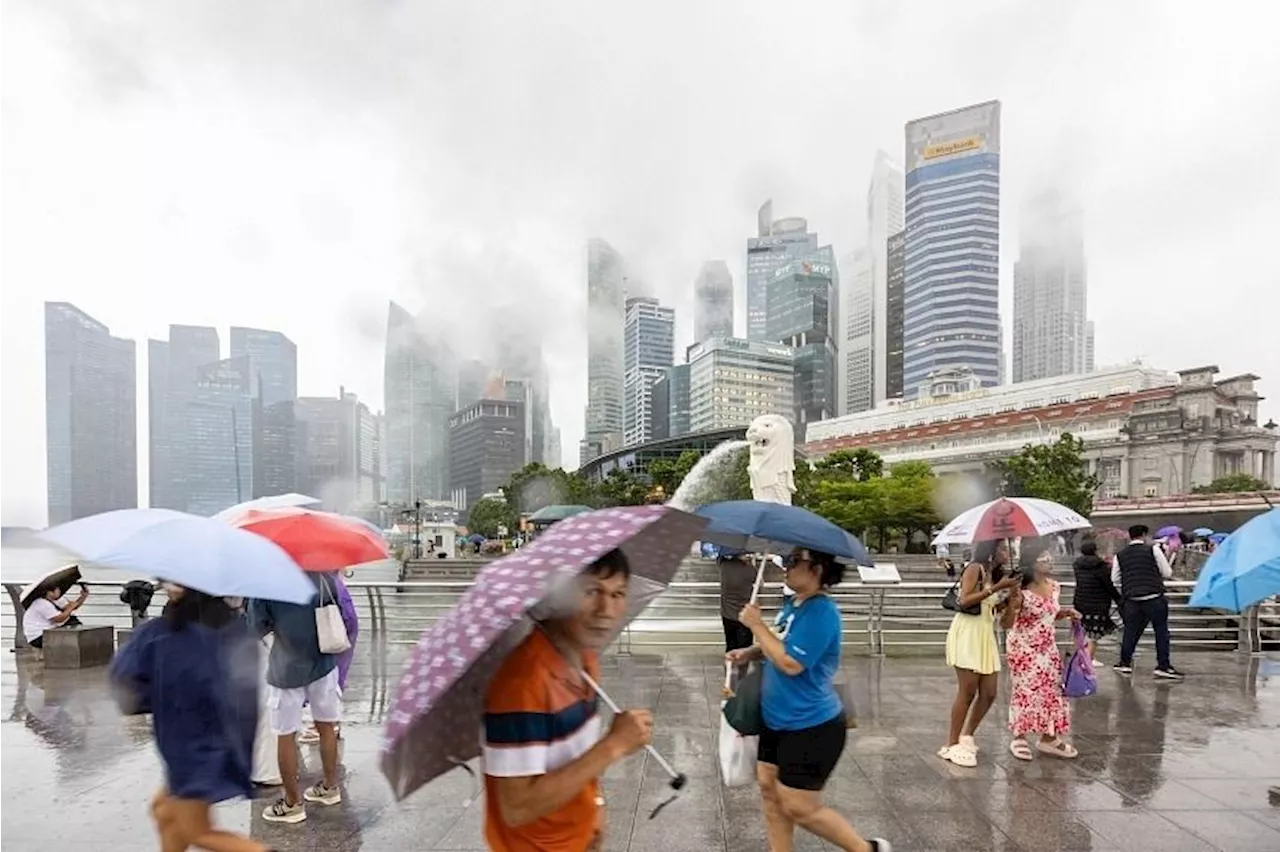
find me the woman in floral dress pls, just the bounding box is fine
[1001,547,1081,760]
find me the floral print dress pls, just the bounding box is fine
[1007,581,1070,738]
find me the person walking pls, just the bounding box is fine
[1002,548,1080,760]
[248,573,344,824]
[730,549,891,852]
[1111,525,1184,680]
[1072,538,1121,660]
[109,584,271,852]
[482,549,653,852]
[718,552,757,652]
[938,540,1020,767]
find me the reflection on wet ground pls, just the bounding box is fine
[2,649,1279,851]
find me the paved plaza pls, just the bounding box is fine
[2,649,1279,851]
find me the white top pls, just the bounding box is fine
[23,598,64,642]
[935,543,951,558]
[1110,540,1174,600]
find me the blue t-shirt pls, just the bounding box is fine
[762,594,843,731]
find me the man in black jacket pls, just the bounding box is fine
[1110,524,1184,679]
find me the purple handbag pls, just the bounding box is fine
[1063,620,1097,698]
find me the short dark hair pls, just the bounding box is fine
[162,588,235,632]
[1129,524,1149,539]
[584,548,630,581]
[805,550,845,588]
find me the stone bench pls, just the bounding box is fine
[43,625,115,669]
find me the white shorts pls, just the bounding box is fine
[267,668,342,735]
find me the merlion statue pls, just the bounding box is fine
[746,414,796,506]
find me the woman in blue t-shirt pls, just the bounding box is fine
[729,549,891,852]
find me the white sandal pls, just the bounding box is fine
[1009,739,1034,761]
[1036,738,1078,759]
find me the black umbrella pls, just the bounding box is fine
[19,564,82,608]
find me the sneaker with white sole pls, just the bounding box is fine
[303,783,342,806]
[1153,666,1185,680]
[1113,662,1133,675]
[959,734,979,754]
[940,741,977,767]
[868,838,893,852]
[263,798,306,824]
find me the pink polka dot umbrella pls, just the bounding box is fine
[380,504,706,802]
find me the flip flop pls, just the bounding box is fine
[1036,738,1078,759]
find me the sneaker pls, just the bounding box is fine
[303,782,342,806]
[1154,667,1185,680]
[297,726,320,744]
[869,840,893,852]
[1113,662,1133,675]
[262,798,306,824]
[959,734,979,754]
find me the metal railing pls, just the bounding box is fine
[4,579,1274,656]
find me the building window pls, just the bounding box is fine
[1143,485,1158,497]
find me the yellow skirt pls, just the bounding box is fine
[945,608,1000,675]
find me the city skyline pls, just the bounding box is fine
[5,2,1280,525]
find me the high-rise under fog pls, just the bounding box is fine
[44,302,137,524]
[383,302,455,504]
[693,260,734,343]
[903,100,1003,398]
[582,238,626,464]
[1012,189,1095,383]
[746,201,819,342]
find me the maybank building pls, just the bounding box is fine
[903,100,1002,399]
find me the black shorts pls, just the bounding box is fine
[757,713,846,791]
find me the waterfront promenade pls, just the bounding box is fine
[2,649,1278,851]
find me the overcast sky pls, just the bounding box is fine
[4,1,1279,527]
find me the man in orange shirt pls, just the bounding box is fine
[482,548,654,852]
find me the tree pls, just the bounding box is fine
[1192,473,1272,494]
[882,461,940,538]
[647,451,704,501]
[811,448,884,482]
[986,433,1102,516]
[598,469,651,507]
[502,463,604,513]
[466,497,517,538]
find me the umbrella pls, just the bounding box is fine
[224,507,389,572]
[1192,527,1215,537]
[1155,525,1182,539]
[19,564,83,608]
[527,504,593,525]
[931,497,1091,545]
[38,509,316,604]
[1208,532,1228,544]
[381,504,706,802]
[211,493,322,520]
[467,533,487,544]
[1189,508,1280,612]
[693,500,874,566]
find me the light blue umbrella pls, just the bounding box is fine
[40,508,315,604]
[1189,508,1280,612]
[1192,527,1215,537]
[695,500,874,566]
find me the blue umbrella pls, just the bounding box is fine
[1189,508,1280,612]
[694,500,874,566]
[1208,532,1228,544]
[39,508,316,604]
[1192,527,1215,537]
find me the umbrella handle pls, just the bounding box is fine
[579,670,687,792]
[749,555,769,604]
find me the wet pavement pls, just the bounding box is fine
[3,649,1279,852]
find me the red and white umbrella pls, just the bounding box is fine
[932,497,1091,545]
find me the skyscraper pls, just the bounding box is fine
[694,260,734,343]
[230,327,298,499]
[747,202,819,341]
[839,250,874,414]
[650,363,691,441]
[885,231,907,401]
[1012,189,1094,383]
[44,302,137,524]
[622,296,675,447]
[903,100,1002,398]
[582,238,626,465]
[767,252,838,434]
[687,338,794,433]
[182,356,255,515]
[294,388,383,511]
[866,151,905,405]
[448,396,526,513]
[384,301,456,504]
[149,324,222,513]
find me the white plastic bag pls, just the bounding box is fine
[315,579,351,654]
[719,710,758,788]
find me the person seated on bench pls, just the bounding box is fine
[24,584,89,648]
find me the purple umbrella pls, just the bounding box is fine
[380,505,706,802]
[1155,525,1182,539]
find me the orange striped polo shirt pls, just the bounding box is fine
[482,630,602,852]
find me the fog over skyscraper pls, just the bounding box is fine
[384,301,455,503]
[1012,189,1094,383]
[903,100,1002,398]
[693,260,734,343]
[45,302,137,524]
[582,238,626,464]
[747,201,819,341]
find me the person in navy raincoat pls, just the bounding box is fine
[109,583,270,852]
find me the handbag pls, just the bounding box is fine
[315,577,351,655]
[1063,620,1097,698]
[722,662,764,736]
[941,570,983,616]
[832,672,858,729]
[718,664,759,787]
